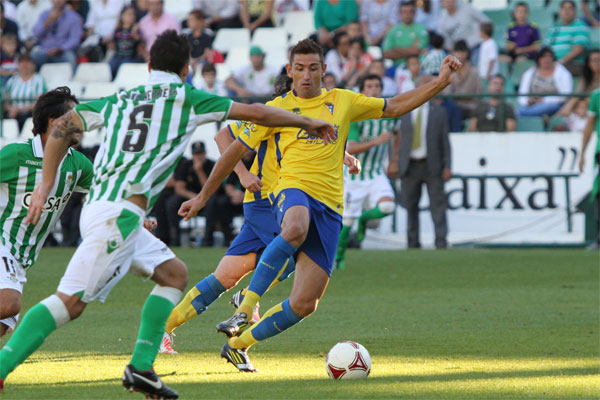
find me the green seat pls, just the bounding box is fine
[484,9,512,28]
[517,116,545,131]
[511,59,535,87]
[590,28,600,48]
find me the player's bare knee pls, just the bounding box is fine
[0,297,21,319]
[153,258,188,291]
[281,221,308,247]
[289,297,318,318]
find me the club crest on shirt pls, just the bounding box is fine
[292,107,301,114]
[324,102,334,115]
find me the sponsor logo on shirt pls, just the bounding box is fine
[22,192,72,212]
[296,124,339,145]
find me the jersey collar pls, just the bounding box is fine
[148,69,183,85]
[31,135,44,158]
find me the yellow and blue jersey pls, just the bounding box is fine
[229,120,281,204]
[239,88,386,214]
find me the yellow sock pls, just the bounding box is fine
[165,287,201,333]
[229,304,280,349]
[237,290,261,319]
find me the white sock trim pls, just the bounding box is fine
[150,285,183,306]
[342,218,355,226]
[378,201,396,214]
[40,295,70,328]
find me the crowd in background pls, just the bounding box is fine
[0,0,598,247]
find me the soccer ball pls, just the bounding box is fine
[325,341,371,380]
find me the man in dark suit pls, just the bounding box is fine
[394,75,452,248]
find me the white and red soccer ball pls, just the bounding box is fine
[325,341,371,380]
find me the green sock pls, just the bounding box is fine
[335,225,351,262]
[357,205,389,241]
[130,287,181,371]
[0,302,60,379]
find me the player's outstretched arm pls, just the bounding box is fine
[25,110,84,225]
[382,56,462,119]
[178,139,248,221]
[215,126,262,193]
[228,102,336,143]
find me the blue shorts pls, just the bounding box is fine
[271,188,342,276]
[225,198,279,256]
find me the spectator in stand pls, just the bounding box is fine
[438,0,489,55]
[505,2,541,61]
[68,0,90,21]
[545,0,590,75]
[559,49,600,115]
[478,22,498,81]
[31,0,83,70]
[16,0,51,51]
[415,0,442,31]
[446,40,482,120]
[324,31,350,83]
[186,10,214,68]
[3,55,47,131]
[108,5,143,78]
[0,3,19,40]
[382,0,428,67]
[582,0,600,27]
[275,0,309,25]
[359,0,398,47]
[196,0,241,31]
[395,54,420,93]
[342,36,373,88]
[151,175,175,245]
[226,45,278,97]
[567,98,590,131]
[421,31,446,75]
[517,47,573,117]
[314,0,359,46]
[468,74,516,132]
[132,0,148,21]
[240,0,274,35]
[323,72,337,90]
[139,0,180,53]
[368,58,397,96]
[0,34,19,82]
[84,0,126,55]
[193,62,227,96]
[0,0,16,21]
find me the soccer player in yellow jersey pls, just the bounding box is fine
[179,39,461,372]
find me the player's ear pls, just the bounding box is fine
[181,64,190,81]
[321,63,327,76]
[285,63,292,78]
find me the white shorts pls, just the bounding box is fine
[0,245,27,330]
[57,200,175,303]
[343,174,395,219]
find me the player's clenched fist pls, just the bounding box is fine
[438,55,462,85]
[178,196,206,221]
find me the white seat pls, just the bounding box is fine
[265,47,289,70]
[49,81,84,98]
[40,63,73,88]
[184,123,219,159]
[164,0,193,20]
[20,117,34,140]
[283,11,315,41]
[213,28,251,54]
[114,63,149,89]
[84,82,121,100]
[225,47,251,70]
[215,63,231,82]
[73,62,112,84]
[471,0,508,10]
[1,119,20,141]
[252,27,288,50]
[368,46,382,59]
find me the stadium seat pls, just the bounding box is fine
[265,47,289,70]
[510,59,535,85]
[591,28,600,48]
[516,116,545,132]
[73,62,112,84]
[225,47,251,70]
[472,0,508,10]
[282,11,315,41]
[114,63,150,89]
[216,63,231,81]
[164,0,193,20]
[252,27,288,50]
[184,122,218,159]
[49,81,84,98]
[368,46,382,59]
[1,119,19,141]
[483,9,512,28]
[40,63,73,88]
[213,28,251,54]
[20,117,34,139]
[84,82,121,100]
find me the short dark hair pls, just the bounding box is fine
[189,9,204,20]
[289,38,324,65]
[480,22,493,37]
[32,87,79,136]
[332,31,349,48]
[150,30,190,75]
[453,39,470,57]
[350,37,366,51]
[490,73,505,83]
[400,0,416,9]
[201,62,216,75]
[536,46,556,65]
[429,31,444,49]
[561,0,575,9]
[514,1,529,9]
[359,74,382,92]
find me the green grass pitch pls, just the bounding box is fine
[2,248,599,399]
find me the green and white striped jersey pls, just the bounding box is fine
[348,117,400,181]
[74,70,232,212]
[0,135,93,268]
